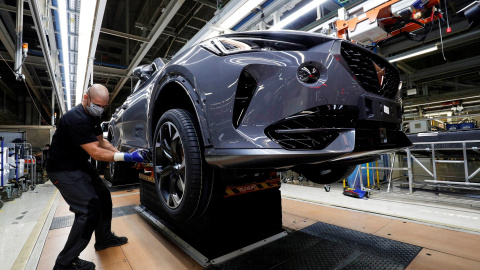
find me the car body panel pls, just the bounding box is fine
[109,30,411,171]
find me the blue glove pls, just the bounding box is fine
[124,150,145,163]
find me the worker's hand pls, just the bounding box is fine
[113,149,150,163]
[124,150,146,163]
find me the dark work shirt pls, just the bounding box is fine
[46,104,102,171]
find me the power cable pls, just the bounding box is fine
[0,53,49,125]
[438,19,447,61]
[444,0,451,32]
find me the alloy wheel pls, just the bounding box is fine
[155,121,186,209]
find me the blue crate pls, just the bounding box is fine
[459,122,475,129]
[446,124,459,130]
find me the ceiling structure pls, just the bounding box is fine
[0,0,479,126]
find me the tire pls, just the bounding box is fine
[299,166,356,185]
[0,199,3,209]
[153,109,209,221]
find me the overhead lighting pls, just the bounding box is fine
[270,0,327,30]
[57,0,71,110]
[75,0,96,106]
[220,0,264,29]
[388,45,437,62]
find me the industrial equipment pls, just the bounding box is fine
[335,0,443,45]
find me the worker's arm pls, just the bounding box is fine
[81,141,116,162]
[96,134,118,153]
[81,140,146,163]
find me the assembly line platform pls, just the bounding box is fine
[2,181,480,269]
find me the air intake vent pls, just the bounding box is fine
[341,42,400,99]
[233,70,257,128]
[265,105,358,150]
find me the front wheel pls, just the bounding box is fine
[153,109,209,221]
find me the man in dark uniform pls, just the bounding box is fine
[47,84,145,270]
[42,144,50,168]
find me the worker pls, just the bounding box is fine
[42,144,50,168]
[46,84,145,270]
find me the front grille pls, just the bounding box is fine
[341,42,400,99]
[265,105,358,150]
[265,106,403,151]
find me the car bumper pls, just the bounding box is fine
[205,130,410,169]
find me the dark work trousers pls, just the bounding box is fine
[47,164,112,266]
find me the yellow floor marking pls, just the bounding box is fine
[11,189,58,270]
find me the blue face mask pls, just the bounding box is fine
[87,97,104,116]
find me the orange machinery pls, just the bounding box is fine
[336,0,441,44]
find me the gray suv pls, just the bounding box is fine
[108,30,411,220]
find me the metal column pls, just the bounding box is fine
[14,0,25,81]
[51,87,55,125]
[463,142,469,183]
[406,148,413,194]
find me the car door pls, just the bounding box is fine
[119,64,158,151]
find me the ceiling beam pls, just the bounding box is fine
[109,0,185,105]
[0,5,52,119]
[100,28,149,43]
[0,77,17,100]
[0,51,46,67]
[93,65,128,76]
[151,2,201,58]
[80,0,107,104]
[0,3,32,16]
[193,0,217,9]
[28,0,66,114]
[403,55,480,83]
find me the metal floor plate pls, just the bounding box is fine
[50,204,137,230]
[212,232,323,270]
[214,221,421,269]
[301,222,422,266]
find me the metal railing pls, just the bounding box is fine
[359,139,480,195]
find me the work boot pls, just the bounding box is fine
[52,257,95,270]
[94,232,128,251]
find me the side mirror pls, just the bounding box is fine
[133,64,154,81]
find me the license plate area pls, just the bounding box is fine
[358,95,401,123]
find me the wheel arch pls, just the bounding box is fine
[148,73,212,149]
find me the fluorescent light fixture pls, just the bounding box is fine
[57,0,71,110]
[220,0,264,29]
[75,0,96,105]
[388,45,437,62]
[270,0,327,30]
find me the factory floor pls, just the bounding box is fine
[1,179,480,270]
